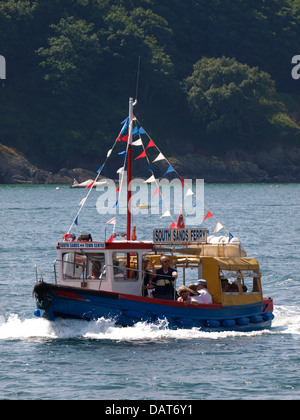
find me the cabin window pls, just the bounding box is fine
[112,252,138,282]
[62,252,106,280]
[86,254,106,281]
[62,252,86,280]
[240,270,261,294]
[220,269,261,295]
[220,270,241,294]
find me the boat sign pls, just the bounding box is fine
[58,242,105,249]
[153,228,208,245]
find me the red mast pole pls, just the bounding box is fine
[127,97,134,240]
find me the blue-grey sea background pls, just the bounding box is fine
[0,183,299,400]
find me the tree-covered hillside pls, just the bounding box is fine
[0,0,299,173]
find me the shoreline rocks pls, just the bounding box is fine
[1,143,300,184]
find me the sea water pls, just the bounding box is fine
[0,183,299,400]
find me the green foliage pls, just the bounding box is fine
[38,17,101,92]
[0,0,299,171]
[185,57,285,149]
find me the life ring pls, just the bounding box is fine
[63,233,76,242]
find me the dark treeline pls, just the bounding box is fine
[0,0,299,172]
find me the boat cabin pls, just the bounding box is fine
[55,239,153,295]
[55,235,263,307]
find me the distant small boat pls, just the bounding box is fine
[71,179,107,188]
[138,203,150,209]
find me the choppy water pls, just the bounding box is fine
[0,183,299,400]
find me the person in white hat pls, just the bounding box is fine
[194,279,212,304]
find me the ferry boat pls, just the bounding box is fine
[33,98,274,331]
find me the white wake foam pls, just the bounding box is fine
[0,305,298,342]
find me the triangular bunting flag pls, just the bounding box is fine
[213,222,224,233]
[97,164,104,174]
[139,127,146,134]
[185,188,194,197]
[170,221,176,228]
[132,126,139,136]
[160,210,171,218]
[116,185,120,193]
[118,151,126,156]
[86,181,94,189]
[107,149,112,157]
[79,197,87,206]
[117,167,124,174]
[180,177,184,187]
[153,152,165,162]
[135,150,147,160]
[132,138,143,146]
[152,187,160,198]
[120,135,128,142]
[229,233,234,242]
[121,120,128,134]
[107,216,116,225]
[144,175,156,183]
[74,216,78,226]
[146,139,155,149]
[164,165,175,176]
[203,211,213,221]
[107,234,114,243]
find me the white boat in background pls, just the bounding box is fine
[71,178,108,188]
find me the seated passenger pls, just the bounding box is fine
[221,278,229,292]
[142,257,155,297]
[88,262,101,279]
[187,284,203,304]
[194,279,213,304]
[177,286,198,305]
[229,282,239,292]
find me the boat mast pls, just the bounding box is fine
[127,97,136,240]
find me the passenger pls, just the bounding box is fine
[221,278,229,292]
[88,261,101,279]
[177,286,198,305]
[152,255,178,300]
[142,257,155,297]
[187,283,203,304]
[229,282,239,292]
[194,279,213,304]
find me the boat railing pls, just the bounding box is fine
[35,264,44,283]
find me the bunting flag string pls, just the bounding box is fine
[184,186,234,241]
[66,133,120,235]
[67,111,234,242]
[130,124,175,226]
[135,116,184,187]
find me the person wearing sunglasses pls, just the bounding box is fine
[177,285,199,305]
[152,255,178,300]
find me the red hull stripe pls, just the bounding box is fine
[53,290,87,301]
